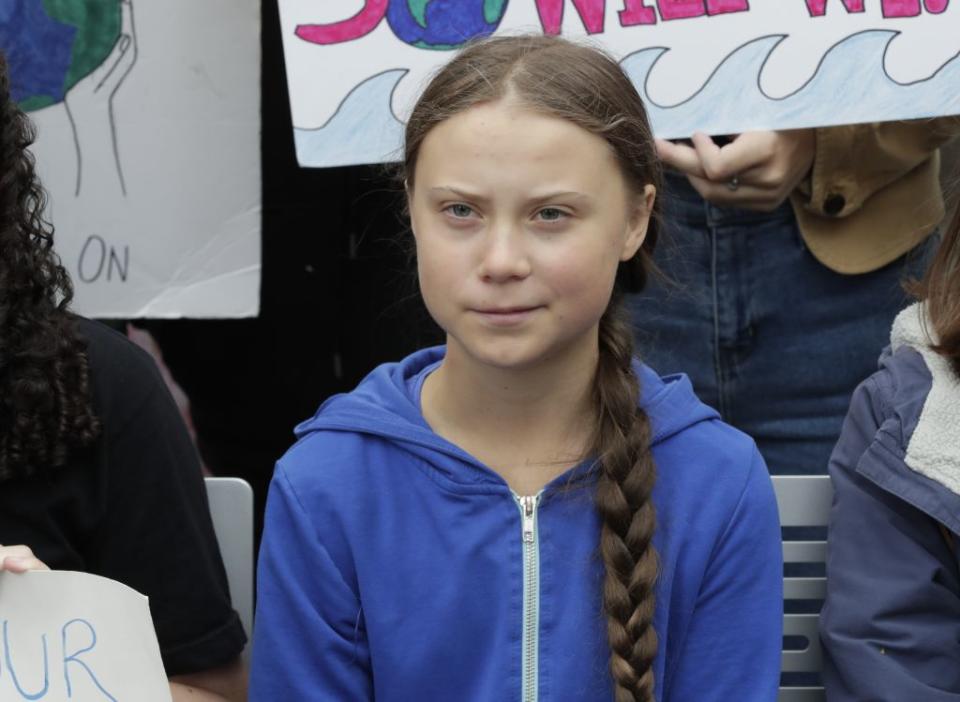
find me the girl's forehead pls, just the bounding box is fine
[430,99,575,141]
[414,101,619,186]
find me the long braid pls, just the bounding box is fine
[593,305,658,702]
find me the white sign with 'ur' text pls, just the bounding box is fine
[0,571,170,701]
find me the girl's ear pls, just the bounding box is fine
[620,184,657,261]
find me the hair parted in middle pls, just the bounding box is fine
[401,34,663,702]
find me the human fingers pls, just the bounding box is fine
[0,545,50,572]
[755,128,815,191]
[2,556,50,572]
[692,131,774,182]
[656,138,706,178]
[686,174,783,212]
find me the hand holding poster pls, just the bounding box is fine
[0,571,171,701]
[278,0,960,167]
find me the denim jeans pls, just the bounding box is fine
[628,173,938,475]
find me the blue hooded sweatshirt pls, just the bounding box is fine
[250,347,782,701]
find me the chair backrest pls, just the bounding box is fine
[204,476,255,654]
[772,474,833,702]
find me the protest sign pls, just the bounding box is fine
[278,0,960,167]
[3,0,261,317]
[0,571,171,701]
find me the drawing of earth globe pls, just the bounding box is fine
[387,0,509,50]
[2,0,120,111]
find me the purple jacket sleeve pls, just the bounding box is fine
[821,369,960,701]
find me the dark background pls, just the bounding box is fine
[140,0,441,535]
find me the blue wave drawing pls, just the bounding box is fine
[295,69,406,167]
[626,30,960,138]
[295,30,960,168]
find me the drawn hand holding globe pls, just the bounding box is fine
[64,0,137,198]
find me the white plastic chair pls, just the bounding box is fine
[772,475,833,702]
[204,476,255,655]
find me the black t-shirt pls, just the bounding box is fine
[0,318,246,675]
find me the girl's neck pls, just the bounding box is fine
[420,340,598,494]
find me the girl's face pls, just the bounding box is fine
[409,99,655,372]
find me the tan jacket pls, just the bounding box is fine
[791,117,960,274]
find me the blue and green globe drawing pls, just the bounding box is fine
[387,0,509,50]
[1,0,120,111]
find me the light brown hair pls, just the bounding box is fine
[910,201,960,377]
[401,35,662,702]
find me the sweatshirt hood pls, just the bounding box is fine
[294,347,718,486]
[891,302,960,496]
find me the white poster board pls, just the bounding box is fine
[0,571,171,701]
[4,0,261,318]
[278,0,960,168]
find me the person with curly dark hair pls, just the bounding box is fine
[0,52,247,701]
[0,55,101,483]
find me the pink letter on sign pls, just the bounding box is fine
[707,0,749,14]
[658,0,707,21]
[924,0,949,11]
[804,0,864,16]
[535,0,606,34]
[882,0,921,14]
[296,0,388,45]
[620,0,658,25]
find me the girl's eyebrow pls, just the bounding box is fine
[528,191,593,207]
[429,186,489,204]
[428,186,593,206]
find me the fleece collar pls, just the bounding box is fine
[891,302,960,496]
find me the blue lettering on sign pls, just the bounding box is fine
[61,619,117,702]
[2,620,51,700]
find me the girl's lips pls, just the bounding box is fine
[471,306,542,326]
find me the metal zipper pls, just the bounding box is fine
[515,492,542,702]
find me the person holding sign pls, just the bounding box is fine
[820,195,960,700]
[251,35,782,702]
[0,53,246,701]
[631,119,958,476]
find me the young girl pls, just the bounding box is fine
[821,186,960,699]
[251,35,782,702]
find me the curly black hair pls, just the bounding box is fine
[0,53,100,481]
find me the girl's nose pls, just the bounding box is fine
[477,222,532,282]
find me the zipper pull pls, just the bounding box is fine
[521,495,536,543]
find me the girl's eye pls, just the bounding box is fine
[445,204,475,218]
[536,207,567,222]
